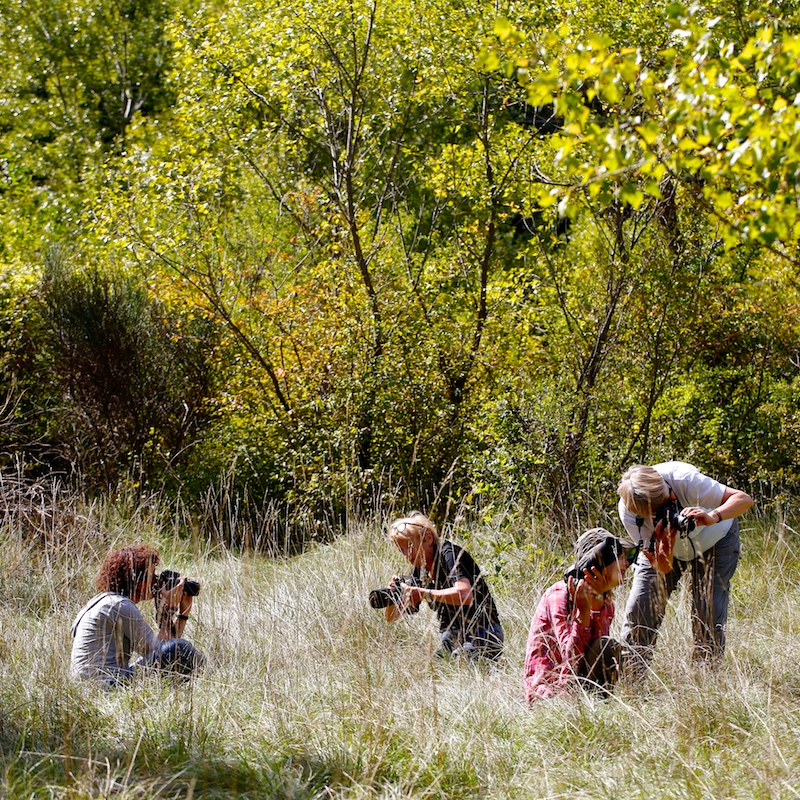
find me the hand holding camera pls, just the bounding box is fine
[368,574,424,613]
[679,505,720,526]
[153,569,201,630]
[654,497,696,536]
[570,573,607,627]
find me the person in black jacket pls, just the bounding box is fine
[384,511,503,661]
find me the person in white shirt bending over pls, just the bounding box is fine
[617,461,753,675]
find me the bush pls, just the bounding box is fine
[4,253,220,490]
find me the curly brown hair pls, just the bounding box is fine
[95,544,160,597]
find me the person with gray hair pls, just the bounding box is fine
[523,527,639,702]
[617,461,753,673]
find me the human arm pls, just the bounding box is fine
[384,576,473,621]
[383,574,422,622]
[403,578,473,608]
[567,576,594,628]
[680,487,754,527]
[171,593,194,639]
[646,519,678,573]
[155,579,194,640]
[523,581,609,701]
[384,603,403,622]
[405,541,476,608]
[550,583,594,669]
[117,598,161,657]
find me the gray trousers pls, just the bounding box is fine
[621,519,740,671]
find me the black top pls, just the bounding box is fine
[411,541,500,635]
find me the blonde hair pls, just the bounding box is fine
[618,465,669,517]
[387,511,440,544]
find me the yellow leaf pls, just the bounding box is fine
[636,121,661,145]
[494,17,512,41]
[716,191,733,208]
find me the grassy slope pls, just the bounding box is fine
[1,503,799,799]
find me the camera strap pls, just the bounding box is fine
[70,592,113,638]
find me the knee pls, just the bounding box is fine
[585,637,625,689]
[158,638,205,675]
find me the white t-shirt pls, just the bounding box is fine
[618,461,731,561]
[70,593,160,682]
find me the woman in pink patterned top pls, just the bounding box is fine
[524,528,640,703]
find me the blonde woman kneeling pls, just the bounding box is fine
[382,512,504,662]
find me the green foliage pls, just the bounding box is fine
[1,0,800,532]
[4,254,221,489]
[467,0,800,514]
[485,2,800,253]
[1,0,177,143]
[0,0,184,271]
[95,0,561,517]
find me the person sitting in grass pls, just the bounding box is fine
[70,543,204,687]
[383,511,504,662]
[523,528,639,703]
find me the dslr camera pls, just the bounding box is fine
[369,575,424,611]
[564,536,632,584]
[654,497,696,536]
[154,569,201,597]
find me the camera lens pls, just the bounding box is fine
[368,588,392,609]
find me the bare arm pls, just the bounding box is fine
[406,577,473,607]
[156,579,194,640]
[384,575,419,622]
[681,487,754,527]
[384,577,474,621]
[646,520,678,574]
[384,602,404,622]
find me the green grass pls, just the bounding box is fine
[2,492,800,799]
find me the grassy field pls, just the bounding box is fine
[1,487,799,799]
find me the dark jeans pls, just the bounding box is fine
[621,519,740,673]
[136,638,205,676]
[580,637,627,695]
[97,639,205,687]
[437,622,504,662]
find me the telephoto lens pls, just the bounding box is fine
[368,577,422,612]
[368,587,396,609]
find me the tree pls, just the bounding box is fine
[474,1,800,515]
[0,0,183,271]
[100,0,565,517]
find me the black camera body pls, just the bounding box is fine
[564,536,624,584]
[154,569,201,597]
[654,498,696,536]
[369,575,424,611]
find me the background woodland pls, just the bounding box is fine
[3,3,800,797]
[2,0,800,543]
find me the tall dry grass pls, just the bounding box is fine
[1,480,799,798]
